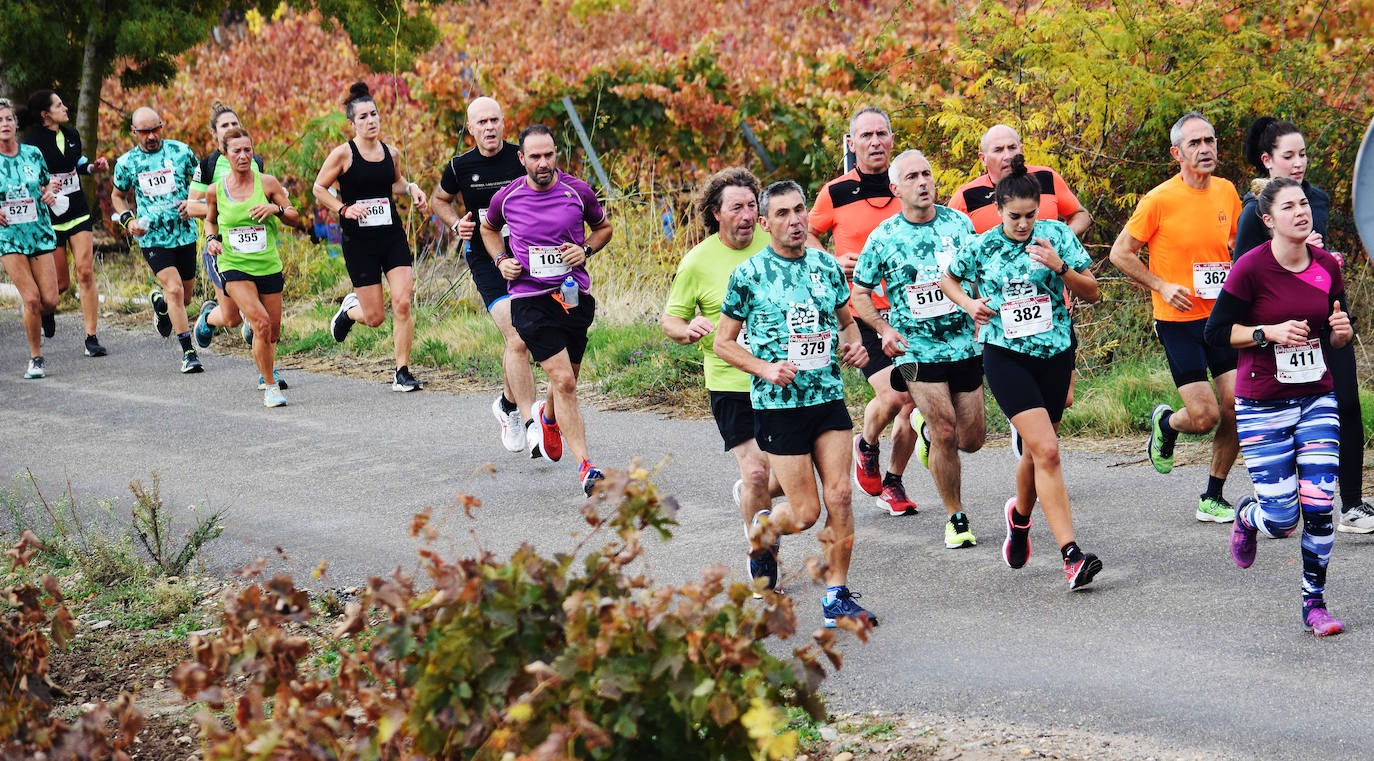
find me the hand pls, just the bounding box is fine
[41,182,58,206]
[1305,230,1325,249]
[497,257,522,281]
[761,361,799,386]
[559,241,587,268]
[127,219,148,236]
[880,326,908,358]
[248,203,279,222]
[177,200,194,219]
[840,341,869,369]
[684,316,714,343]
[1330,301,1353,345]
[456,211,474,241]
[407,183,428,212]
[1158,282,1194,312]
[92,157,109,173]
[1026,237,1063,272]
[837,251,859,278]
[342,204,366,221]
[206,239,222,257]
[0,208,8,227]
[1265,319,1311,346]
[1330,250,1346,268]
[964,296,995,326]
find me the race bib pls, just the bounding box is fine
[227,225,267,254]
[54,171,80,195]
[1275,340,1325,384]
[2,193,37,224]
[787,329,832,371]
[477,207,510,237]
[737,325,751,355]
[1001,295,1053,339]
[1192,262,1230,299]
[356,198,392,228]
[906,281,956,318]
[137,168,175,197]
[528,245,569,279]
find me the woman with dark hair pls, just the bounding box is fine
[0,97,61,378]
[941,155,1103,590]
[1235,116,1371,534]
[312,82,429,392]
[1204,177,1350,636]
[19,90,109,356]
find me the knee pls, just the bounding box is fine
[163,281,184,302]
[959,427,986,453]
[392,298,412,322]
[359,306,386,327]
[547,370,577,397]
[928,418,957,447]
[823,483,852,513]
[75,261,95,282]
[794,505,822,531]
[39,292,58,312]
[506,333,529,355]
[1029,441,1061,471]
[877,387,906,413]
[21,294,41,315]
[1190,405,1220,432]
[741,462,769,492]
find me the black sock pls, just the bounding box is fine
[1159,411,1178,438]
[86,334,96,341]
[177,332,192,352]
[499,394,517,414]
[882,472,901,487]
[1203,476,1226,500]
[1060,541,1083,562]
[857,436,878,454]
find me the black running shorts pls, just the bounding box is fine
[221,269,285,296]
[341,233,412,288]
[1154,318,1237,387]
[856,316,894,378]
[753,399,853,456]
[710,390,757,451]
[466,247,510,310]
[896,355,984,395]
[983,344,1074,423]
[511,291,596,364]
[53,217,93,248]
[142,243,197,282]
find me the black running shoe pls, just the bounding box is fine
[180,349,204,374]
[83,335,107,357]
[150,289,172,338]
[392,365,421,392]
[41,311,55,338]
[331,293,358,342]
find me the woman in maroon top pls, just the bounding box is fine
[1203,177,1352,636]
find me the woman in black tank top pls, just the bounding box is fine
[312,82,429,392]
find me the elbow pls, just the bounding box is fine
[1201,320,1227,348]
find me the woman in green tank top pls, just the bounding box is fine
[204,128,300,407]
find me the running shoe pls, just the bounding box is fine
[194,300,217,348]
[852,434,882,496]
[1010,421,1024,460]
[822,587,878,628]
[491,395,524,453]
[525,420,543,459]
[911,410,931,469]
[41,311,55,339]
[83,335,107,357]
[733,479,743,509]
[944,512,976,549]
[331,293,359,342]
[1337,501,1374,534]
[1229,496,1257,569]
[24,356,44,379]
[531,399,562,461]
[1064,552,1103,590]
[257,371,289,391]
[241,322,253,347]
[876,480,918,516]
[1302,599,1344,637]
[1148,404,1176,474]
[392,365,422,392]
[1002,496,1032,569]
[149,289,172,338]
[747,509,780,595]
[579,460,605,496]
[180,349,204,374]
[263,385,288,408]
[1197,494,1236,523]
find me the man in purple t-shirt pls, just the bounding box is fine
[481,124,614,496]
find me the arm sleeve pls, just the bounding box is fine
[946,236,977,282]
[1203,289,1247,348]
[1232,199,1266,262]
[1051,170,1082,218]
[112,157,131,191]
[438,161,460,195]
[831,261,850,311]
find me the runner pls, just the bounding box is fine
[661,167,782,588]
[481,124,613,495]
[202,128,300,407]
[806,106,917,516]
[111,106,205,374]
[431,96,534,451]
[715,179,878,627]
[852,150,985,547]
[19,89,109,357]
[1109,111,1241,524]
[0,98,60,378]
[1203,177,1350,636]
[313,82,428,392]
[941,156,1104,589]
[1235,116,1373,534]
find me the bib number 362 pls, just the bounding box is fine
[1275,339,1325,384]
[787,330,832,371]
[1192,262,1230,299]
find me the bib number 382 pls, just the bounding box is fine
[787,330,832,371]
[1275,340,1325,384]
[1001,295,1052,339]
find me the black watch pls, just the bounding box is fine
[582,244,594,258]
[1056,261,1070,276]
[1252,326,1270,348]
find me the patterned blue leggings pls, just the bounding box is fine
[1236,393,1340,601]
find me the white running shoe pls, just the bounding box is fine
[1337,501,1374,534]
[492,396,524,453]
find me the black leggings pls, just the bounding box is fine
[1328,341,1364,505]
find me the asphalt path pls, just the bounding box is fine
[4,312,1374,760]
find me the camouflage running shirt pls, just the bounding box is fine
[0,144,55,255]
[112,139,197,249]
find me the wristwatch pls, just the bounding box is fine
[1252,326,1270,348]
[1057,261,1070,276]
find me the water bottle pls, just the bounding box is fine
[50,194,69,216]
[560,275,579,307]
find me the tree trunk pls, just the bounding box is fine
[76,6,105,216]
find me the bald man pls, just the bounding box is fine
[431,97,535,453]
[949,124,1091,235]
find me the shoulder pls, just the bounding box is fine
[1037,218,1072,237]
[20,129,45,147]
[816,170,859,200]
[1305,183,1330,204]
[558,172,596,194]
[1210,177,1239,199]
[1231,243,1270,273]
[18,144,43,162]
[934,204,971,227]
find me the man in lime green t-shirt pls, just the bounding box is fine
[661,167,780,590]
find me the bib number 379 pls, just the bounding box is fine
[787,330,832,371]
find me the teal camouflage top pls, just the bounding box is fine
[0,145,54,255]
[721,246,851,410]
[112,139,197,248]
[854,205,977,365]
[947,219,1090,358]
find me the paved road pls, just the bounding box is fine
[4,313,1374,760]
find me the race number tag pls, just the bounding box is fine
[1001,295,1053,339]
[528,245,569,279]
[2,193,37,224]
[737,325,752,355]
[356,198,392,228]
[228,225,267,254]
[1275,340,1325,384]
[787,329,832,371]
[53,171,80,195]
[137,168,174,197]
[1192,262,1230,299]
[905,281,956,318]
[477,207,509,237]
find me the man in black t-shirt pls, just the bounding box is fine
[431,96,535,453]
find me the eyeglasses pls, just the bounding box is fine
[132,123,163,135]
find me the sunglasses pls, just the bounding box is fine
[132,123,164,135]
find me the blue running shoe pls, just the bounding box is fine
[194,300,217,348]
[257,371,289,390]
[747,509,780,596]
[822,587,878,628]
[241,322,254,347]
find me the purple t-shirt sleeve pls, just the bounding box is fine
[576,181,605,226]
[485,181,514,231]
